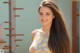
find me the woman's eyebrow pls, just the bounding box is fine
[41,11,50,13]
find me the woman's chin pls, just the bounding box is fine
[42,24,48,26]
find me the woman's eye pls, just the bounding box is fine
[39,13,43,15]
[46,13,50,15]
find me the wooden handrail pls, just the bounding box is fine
[4,28,14,30]
[2,46,11,49]
[6,34,24,36]
[15,39,23,41]
[0,41,6,44]
[4,21,11,24]
[14,15,20,17]
[13,8,24,10]
[3,1,11,4]
[16,45,19,47]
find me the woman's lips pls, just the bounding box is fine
[41,20,47,22]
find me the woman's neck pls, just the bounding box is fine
[42,24,51,32]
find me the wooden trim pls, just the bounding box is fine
[72,1,77,53]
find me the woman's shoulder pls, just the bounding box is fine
[31,28,41,40]
[32,29,40,34]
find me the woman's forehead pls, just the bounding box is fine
[39,6,52,13]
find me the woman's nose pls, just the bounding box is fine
[42,15,46,19]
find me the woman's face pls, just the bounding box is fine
[39,6,55,26]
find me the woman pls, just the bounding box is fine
[29,0,70,53]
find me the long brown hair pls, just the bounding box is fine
[38,0,70,53]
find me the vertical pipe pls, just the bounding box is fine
[9,0,16,53]
[9,0,12,53]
